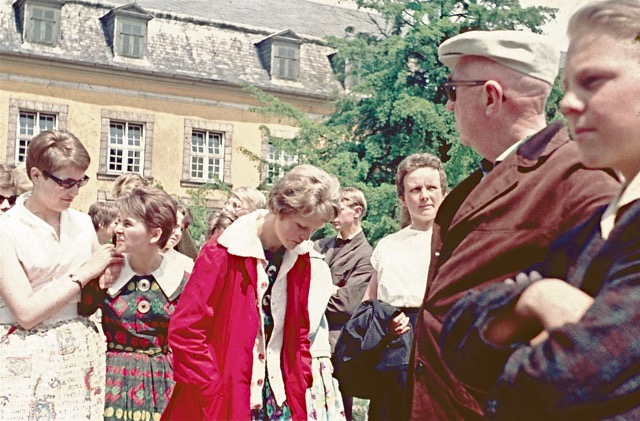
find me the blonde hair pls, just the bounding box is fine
[396,153,447,228]
[568,0,640,42]
[267,164,340,222]
[118,186,177,249]
[340,187,368,219]
[112,173,149,199]
[224,186,267,215]
[206,208,238,240]
[26,130,90,177]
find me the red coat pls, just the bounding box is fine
[162,235,312,421]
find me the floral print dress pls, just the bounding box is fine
[80,256,189,421]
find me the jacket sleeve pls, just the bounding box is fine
[325,252,373,325]
[168,241,227,404]
[442,218,640,419]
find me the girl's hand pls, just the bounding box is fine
[390,311,411,336]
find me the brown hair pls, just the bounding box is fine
[25,130,90,178]
[118,186,177,249]
[88,201,119,231]
[177,204,193,229]
[396,153,447,228]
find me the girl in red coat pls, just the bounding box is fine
[163,164,340,421]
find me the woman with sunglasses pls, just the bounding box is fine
[0,163,31,212]
[0,129,123,420]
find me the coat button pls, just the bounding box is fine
[137,300,151,314]
[138,278,151,292]
[257,379,263,386]
[415,361,424,375]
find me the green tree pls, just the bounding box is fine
[247,0,559,245]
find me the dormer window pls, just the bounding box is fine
[101,3,152,59]
[118,19,145,58]
[256,30,303,82]
[15,0,62,46]
[273,43,299,80]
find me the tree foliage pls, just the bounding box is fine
[248,0,558,245]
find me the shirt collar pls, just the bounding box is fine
[217,209,314,260]
[336,227,362,241]
[107,253,186,298]
[600,171,640,239]
[494,135,531,164]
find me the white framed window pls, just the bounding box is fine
[108,121,144,173]
[273,43,300,81]
[117,18,145,58]
[190,130,225,182]
[16,111,56,164]
[266,143,298,184]
[99,110,153,180]
[7,99,68,167]
[182,120,233,187]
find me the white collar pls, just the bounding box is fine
[600,171,640,239]
[107,253,185,298]
[217,209,315,260]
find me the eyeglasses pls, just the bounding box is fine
[0,194,17,206]
[43,170,90,189]
[442,79,488,102]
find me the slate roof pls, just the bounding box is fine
[0,0,380,98]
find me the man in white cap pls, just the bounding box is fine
[408,30,620,420]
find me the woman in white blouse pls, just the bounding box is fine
[0,130,123,420]
[362,152,447,421]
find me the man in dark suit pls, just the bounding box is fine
[408,30,621,420]
[315,187,373,420]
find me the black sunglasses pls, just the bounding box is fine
[0,194,17,206]
[442,79,488,102]
[43,170,90,189]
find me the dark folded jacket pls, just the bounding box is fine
[334,299,413,399]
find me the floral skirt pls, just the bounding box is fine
[306,357,346,421]
[103,348,174,421]
[0,317,106,421]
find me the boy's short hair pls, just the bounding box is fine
[88,201,119,231]
[340,187,368,219]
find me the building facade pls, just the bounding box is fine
[0,0,376,210]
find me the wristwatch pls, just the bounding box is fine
[69,273,83,292]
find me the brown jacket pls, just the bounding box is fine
[315,230,374,351]
[409,122,620,420]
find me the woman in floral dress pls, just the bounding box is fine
[80,186,189,420]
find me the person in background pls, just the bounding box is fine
[440,2,640,418]
[162,164,340,421]
[0,163,32,212]
[409,30,620,420]
[361,153,446,421]
[163,204,195,273]
[88,201,119,245]
[0,129,123,420]
[306,251,346,421]
[314,187,373,421]
[224,186,267,217]
[206,207,238,240]
[80,186,189,420]
[112,173,149,200]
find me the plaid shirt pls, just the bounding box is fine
[441,201,640,420]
